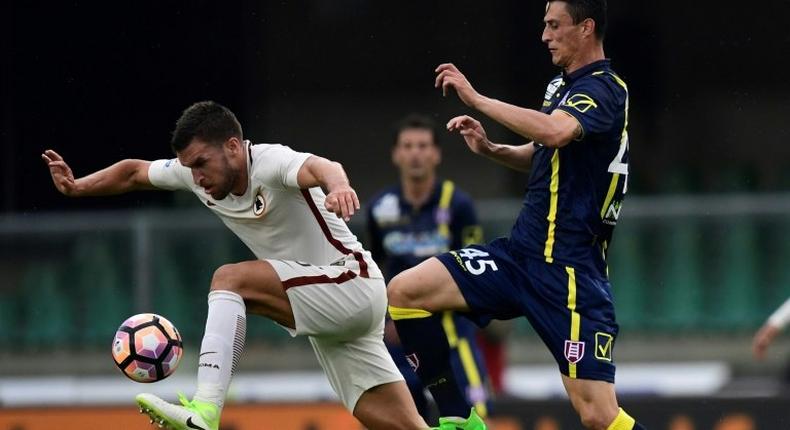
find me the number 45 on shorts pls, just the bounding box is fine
[451,248,499,275]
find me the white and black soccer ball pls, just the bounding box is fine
[111,313,183,383]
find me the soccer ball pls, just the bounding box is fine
[111,313,183,383]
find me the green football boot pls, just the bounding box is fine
[434,408,487,430]
[136,393,220,430]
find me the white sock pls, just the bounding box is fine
[193,290,246,410]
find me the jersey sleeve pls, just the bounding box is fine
[252,144,312,190]
[555,75,625,139]
[148,158,193,191]
[450,190,483,248]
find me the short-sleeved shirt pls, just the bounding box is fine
[366,180,482,280]
[511,59,630,277]
[148,141,381,279]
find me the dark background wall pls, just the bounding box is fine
[4,1,790,213]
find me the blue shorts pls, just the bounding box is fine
[436,238,619,382]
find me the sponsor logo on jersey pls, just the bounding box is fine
[253,192,266,217]
[545,77,563,100]
[603,200,622,226]
[594,332,614,362]
[448,250,467,271]
[372,193,402,225]
[405,353,420,371]
[563,93,599,113]
[164,158,176,168]
[564,340,585,364]
[384,231,449,257]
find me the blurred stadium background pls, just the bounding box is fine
[2,1,790,429]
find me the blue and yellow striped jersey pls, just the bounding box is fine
[510,59,629,277]
[367,179,483,281]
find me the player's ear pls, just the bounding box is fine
[581,18,595,38]
[225,137,242,154]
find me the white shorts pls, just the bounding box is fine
[266,259,404,411]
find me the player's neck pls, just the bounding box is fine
[401,175,436,209]
[564,45,605,75]
[230,152,250,196]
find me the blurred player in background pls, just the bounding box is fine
[367,114,491,423]
[387,1,647,429]
[42,101,431,430]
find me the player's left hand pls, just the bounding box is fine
[325,185,360,222]
[435,63,482,108]
[752,323,780,360]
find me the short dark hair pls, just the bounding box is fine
[392,113,439,147]
[552,0,607,40]
[171,101,243,153]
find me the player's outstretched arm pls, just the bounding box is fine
[752,297,790,359]
[41,149,157,197]
[436,62,579,148]
[447,115,536,172]
[297,155,359,221]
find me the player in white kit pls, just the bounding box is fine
[42,101,429,430]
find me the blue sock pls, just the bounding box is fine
[391,310,471,418]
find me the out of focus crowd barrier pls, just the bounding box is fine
[2,194,790,353]
[1,396,787,429]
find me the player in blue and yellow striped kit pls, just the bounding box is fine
[387,1,646,429]
[367,114,490,424]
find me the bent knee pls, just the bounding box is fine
[210,263,247,293]
[387,272,424,309]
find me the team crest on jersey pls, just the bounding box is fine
[564,340,585,364]
[405,353,420,371]
[253,192,266,217]
[435,207,451,225]
[563,93,598,113]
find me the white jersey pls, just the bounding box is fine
[148,141,381,279]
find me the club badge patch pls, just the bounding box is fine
[564,340,585,364]
[253,192,266,217]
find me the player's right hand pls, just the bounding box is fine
[435,63,482,108]
[41,149,80,196]
[324,184,360,222]
[447,115,493,156]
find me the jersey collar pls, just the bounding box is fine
[563,59,611,83]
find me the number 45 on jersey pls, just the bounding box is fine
[453,248,499,275]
